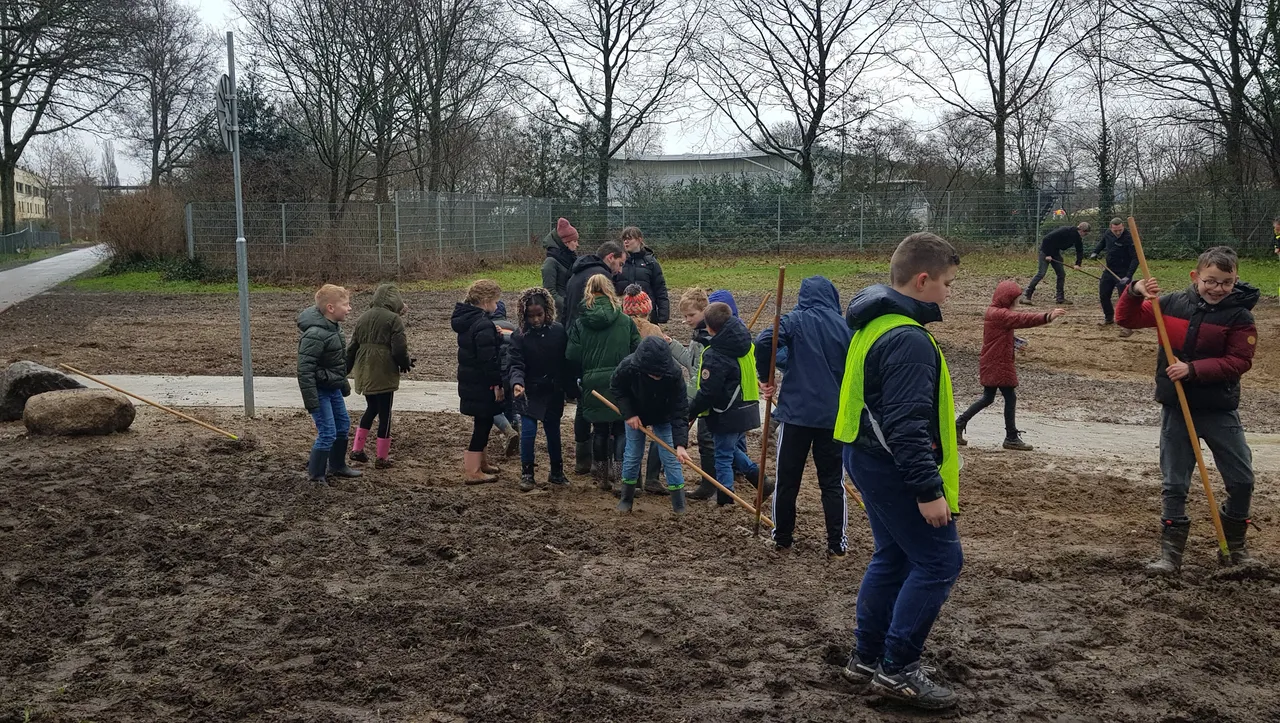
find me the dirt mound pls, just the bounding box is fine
[3,408,1279,721]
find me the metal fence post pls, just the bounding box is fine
[280,203,287,262]
[472,197,478,255]
[377,203,383,266]
[437,193,444,263]
[394,192,402,267]
[776,193,782,252]
[525,200,531,247]
[859,193,865,250]
[1035,189,1042,245]
[697,197,703,253]
[945,191,951,236]
[185,203,194,259]
[499,194,506,256]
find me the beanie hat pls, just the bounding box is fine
[708,289,739,317]
[556,217,579,245]
[622,285,653,317]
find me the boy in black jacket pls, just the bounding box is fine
[510,288,571,492]
[689,302,763,507]
[610,336,690,514]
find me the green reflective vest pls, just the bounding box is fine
[834,313,960,513]
[694,345,759,417]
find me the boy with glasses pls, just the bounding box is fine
[1117,246,1260,574]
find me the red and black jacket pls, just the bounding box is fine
[1116,281,1259,411]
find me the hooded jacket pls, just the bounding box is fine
[844,284,947,504]
[979,280,1054,388]
[1117,281,1259,411]
[541,230,577,318]
[297,305,350,411]
[615,246,669,324]
[563,255,615,332]
[1091,228,1138,279]
[610,336,690,448]
[566,296,641,423]
[708,289,739,317]
[689,315,761,434]
[452,302,502,417]
[347,284,411,396]
[508,288,570,422]
[754,276,851,429]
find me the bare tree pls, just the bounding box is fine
[515,0,701,218]
[0,0,139,233]
[118,0,217,187]
[905,0,1096,187]
[101,140,120,187]
[29,131,100,240]
[1009,90,1060,190]
[698,0,907,193]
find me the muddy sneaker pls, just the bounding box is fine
[547,465,571,487]
[1002,434,1033,451]
[520,462,537,492]
[1118,328,1134,338]
[841,652,879,683]
[1055,297,1072,305]
[956,422,967,447]
[1022,292,1035,305]
[827,548,849,562]
[872,661,958,710]
[1097,319,1114,327]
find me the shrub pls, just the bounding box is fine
[99,188,185,263]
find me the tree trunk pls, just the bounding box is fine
[1097,84,1113,218]
[993,112,1007,188]
[0,160,15,235]
[799,151,815,194]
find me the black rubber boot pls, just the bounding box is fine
[574,442,592,475]
[748,470,776,501]
[547,462,570,487]
[956,422,968,446]
[306,449,329,483]
[617,481,636,512]
[689,478,717,501]
[519,461,537,492]
[1146,519,1191,575]
[327,437,363,478]
[1220,508,1255,567]
[644,465,668,496]
[670,487,687,515]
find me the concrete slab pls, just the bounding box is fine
[0,245,108,313]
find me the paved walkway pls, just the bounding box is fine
[71,374,1280,473]
[0,245,107,313]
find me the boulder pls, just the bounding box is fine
[0,361,85,421]
[24,389,135,436]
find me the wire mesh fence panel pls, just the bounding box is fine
[0,228,62,255]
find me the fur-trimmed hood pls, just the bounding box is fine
[517,286,557,329]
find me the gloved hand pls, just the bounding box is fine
[1089,253,1098,260]
[1118,277,1131,288]
[398,357,416,374]
[341,381,351,397]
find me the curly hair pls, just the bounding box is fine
[465,278,501,305]
[516,287,556,328]
[678,286,709,313]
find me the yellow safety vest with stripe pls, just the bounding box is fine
[834,313,960,513]
[694,345,759,417]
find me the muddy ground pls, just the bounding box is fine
[3,272,1279,432]
[4,408,1280,722]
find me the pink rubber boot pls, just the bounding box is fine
[375,437,393,469]
[351,428,370,463]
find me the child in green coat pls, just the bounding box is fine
[297,284,361,483]
[346,283,412,469]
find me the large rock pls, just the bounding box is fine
[1,361,85,421]
[23,389,135,436]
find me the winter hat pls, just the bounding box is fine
[708,289,739,317]
[622,284,653,317]
[557,217,579,245]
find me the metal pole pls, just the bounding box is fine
[525,198,531,247]
[698,197,703,254]
[776,193,782,252]
[185,203,194,259]
[280,203,286,262]
[945,190,951,236]
[394,193,402,267]
[227,31,254,418]
[859,193,865,250]
[437,193,443,263]
[499,194,506,256]
[377,203,383,266]
[1035,188,1042,246]
[472,197,478,254]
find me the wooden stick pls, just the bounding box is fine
[59,364,240,441]
[1065,264,1102,281]
[755,267,785,537]
[1126,217,1229,557]
[843,479,865,510]
[746,291,772,331]
[590,390,774,528]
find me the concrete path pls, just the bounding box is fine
[70,374,1280,473]
[0,245,107,313]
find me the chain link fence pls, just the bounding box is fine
[0,226,62,255]
[187,186,1280,276]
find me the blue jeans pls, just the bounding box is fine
[844,444,963,672]
[712,431,759,492]
[622,424,684,489]
[310,387,349,451]
[520,415,563,468]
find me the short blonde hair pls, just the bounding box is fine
[679,287,709,314]
[584,274,619,309]
[315,284,349,307]
[465,279,502,305]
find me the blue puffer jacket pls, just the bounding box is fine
[845,284,947,504]
[755,277,851,429]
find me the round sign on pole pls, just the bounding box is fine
[213,74,233,150]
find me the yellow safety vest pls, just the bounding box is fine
[834,313,960,513]
[694,345,759,417]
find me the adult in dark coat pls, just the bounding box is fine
[615,226,669,324]
[1025,222,1091,303]
[540,218,579,320]
[1089,217,1138,330]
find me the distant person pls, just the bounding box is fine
[1024,222,1090,305]
[615,226,670,324]
[346,283,412,470]
[563,241,627,474]
[541,218,579,320]
[297,284,361,483]
[1118,247,1260,574]
[452,279,505,484]
[1089,217,1137,337]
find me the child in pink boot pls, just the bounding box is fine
[346,283,412,469]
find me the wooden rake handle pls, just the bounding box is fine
[60,364,240,441]
[590,390,774,528]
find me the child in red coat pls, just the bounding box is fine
[956,280,1065,450]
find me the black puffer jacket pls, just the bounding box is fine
[688,315,760,434]
[509,289,570,423]
[541,231,576,319]
[296,305,349,411]
[1091,228,1138,279]
[610,336,690,447]
[562,254,614,332]
[452,302,502,418]
[615,247,669,323]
